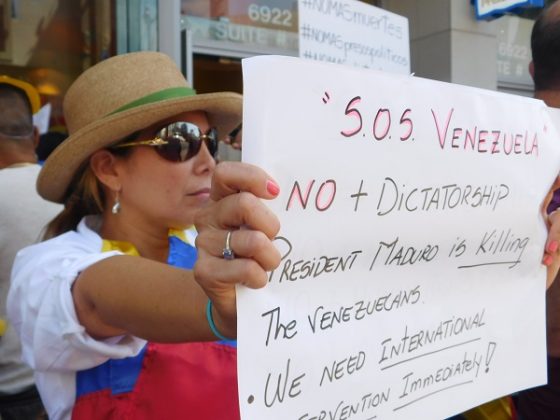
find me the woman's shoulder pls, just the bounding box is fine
[13,216,107,277]
[22,220,101,258]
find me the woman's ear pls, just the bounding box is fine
[89,149,122,192]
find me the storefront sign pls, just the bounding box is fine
[184,15,298,52]
[298,0,410,74]
[474,0,544,20]
[227,0,298,32]
[239,55,560,420]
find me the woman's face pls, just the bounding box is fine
[115,110,216,230]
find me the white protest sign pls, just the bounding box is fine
[298,0,410,74]
[238,55,560,420]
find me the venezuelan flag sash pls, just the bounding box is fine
[72,230,239,420]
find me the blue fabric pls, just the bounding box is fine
[76,346,147,397]
[167,236,197,269]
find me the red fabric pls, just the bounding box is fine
[72,342,239,420]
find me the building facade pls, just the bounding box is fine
[0,0,551,133]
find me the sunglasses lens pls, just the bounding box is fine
[156,123,218,162]
[184,127,218,158]
[155,137,186,162]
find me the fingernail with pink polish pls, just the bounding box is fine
[544,255,553,266]
[548,241,559,253]
[266,180,280,196]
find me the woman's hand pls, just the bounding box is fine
[194,162,281,337]
[543,176,560,289]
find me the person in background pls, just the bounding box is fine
[7,51,281,420]
[224,124,242,150]
[516,1,560,419]
[0,76,61,419]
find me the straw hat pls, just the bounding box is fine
[0,75,41,114]
[38,51,242,203]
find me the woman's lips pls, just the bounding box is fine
[188,187,210,198]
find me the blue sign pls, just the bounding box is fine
[473,0,544,20]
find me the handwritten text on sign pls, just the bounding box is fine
[239,55,560,420]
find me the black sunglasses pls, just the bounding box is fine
[112,122,218,162]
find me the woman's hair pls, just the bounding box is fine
[531,2,560,91]
[43,164,106,239]
[43,137,135,240]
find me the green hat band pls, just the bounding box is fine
[109,86,196,116]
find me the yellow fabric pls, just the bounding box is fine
[100,226,195,255]
[101,239,140,255]
[462,397,512,420]
[0,318,6,336]
[169,229,187,242]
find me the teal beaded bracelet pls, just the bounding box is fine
[206,300,233,341]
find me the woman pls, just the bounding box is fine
[7,52,280,419]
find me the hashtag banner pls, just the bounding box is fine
[298,0,410,73]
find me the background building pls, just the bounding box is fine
[0,0,551,134]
